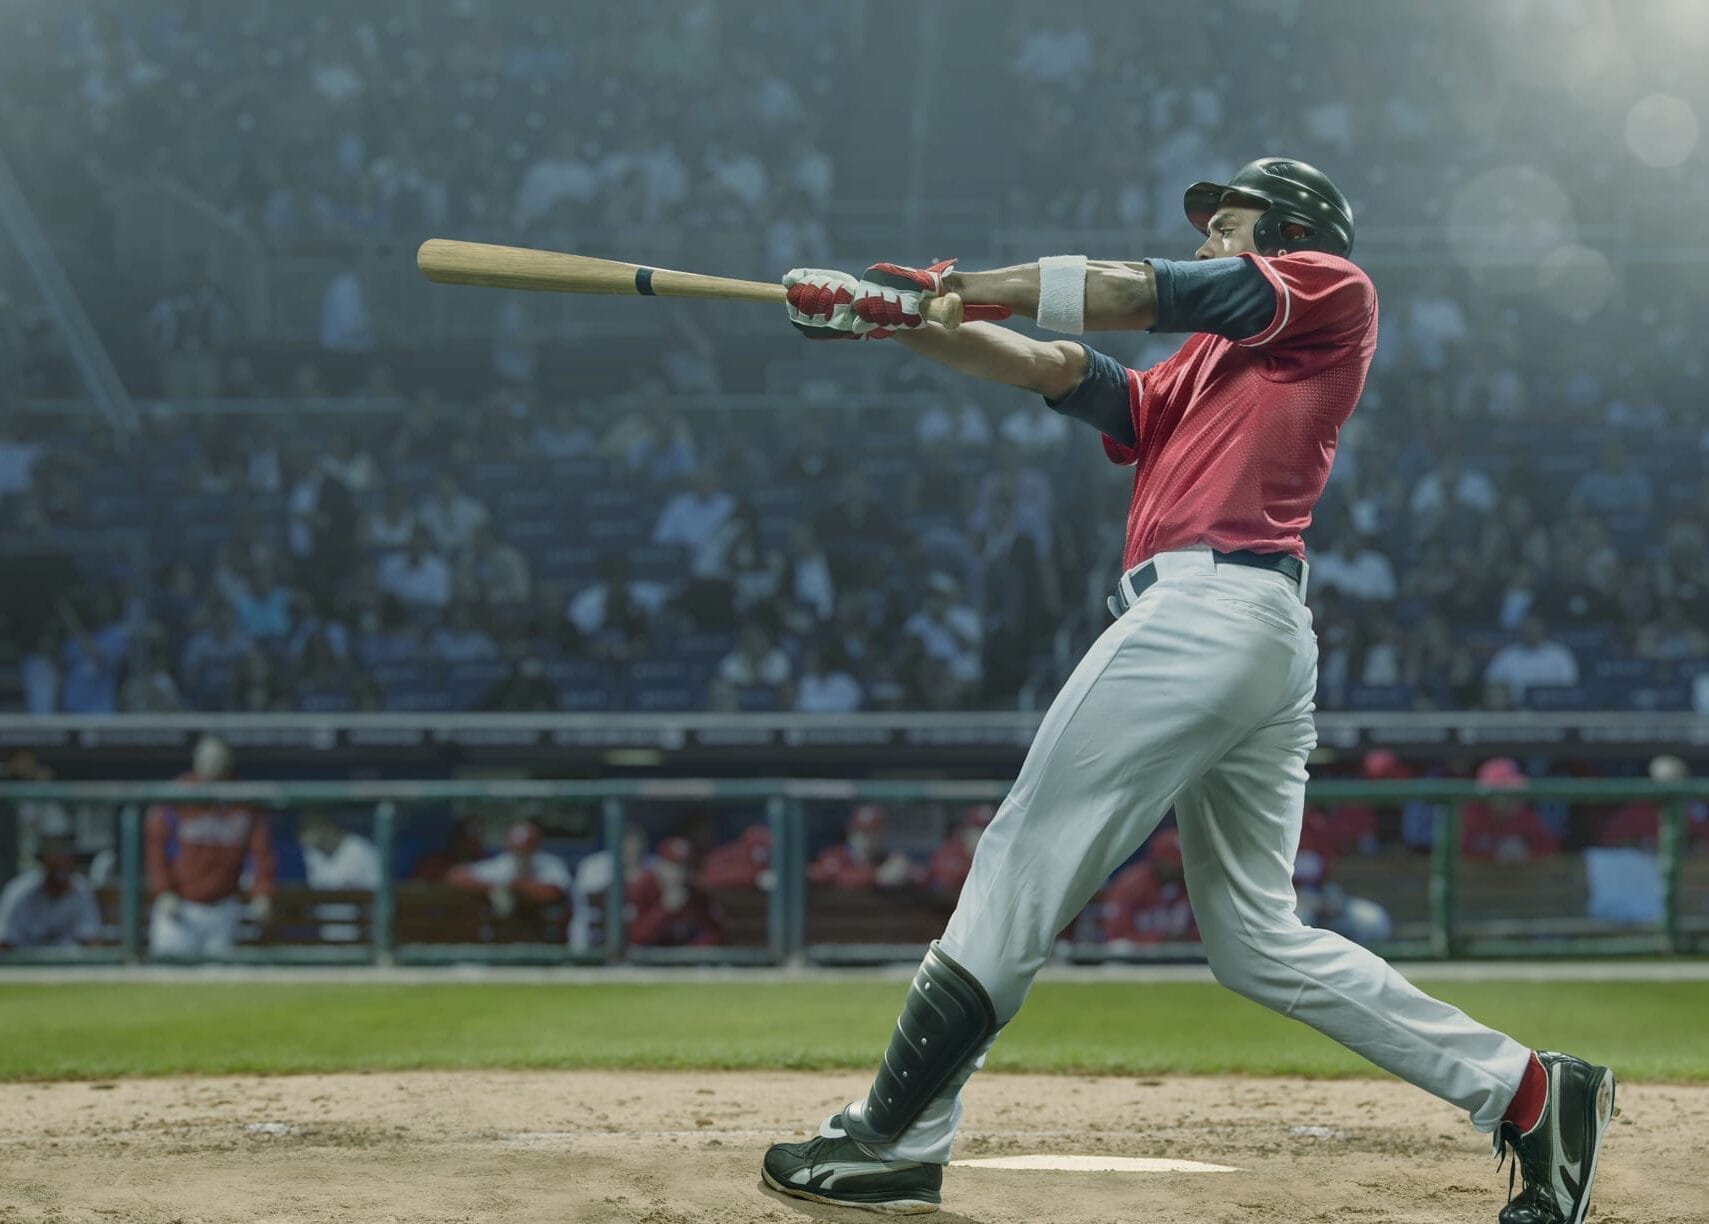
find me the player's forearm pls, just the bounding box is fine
[943,260,1158,330]
[892,321,1085,398]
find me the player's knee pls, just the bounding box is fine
[1199,910,1306,1000]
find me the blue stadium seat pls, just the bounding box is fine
[1347,684,1415,711]
[299,689,356,714]
[447,660,509,708]
[630,682,700,712]
[546,659,607,687]
[556,685,613,712]
[735,684,783,713]
[1591,657,1658,684]
[1524,685,1589,711]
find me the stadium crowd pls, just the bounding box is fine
[1,0,1706,716]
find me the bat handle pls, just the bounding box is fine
[920,293,963,331]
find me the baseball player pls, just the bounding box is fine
[145,735,274,958]
[764,159,1614,1224]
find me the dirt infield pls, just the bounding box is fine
[0,1070,1699,1224]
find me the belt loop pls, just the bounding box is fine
[1296,558,1310,603]
[1119,567,1140,609]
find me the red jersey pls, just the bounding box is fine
[1597,799,1709,850]
[625,868,722,947]
[1099,862,1197,944]
[1103,252,1377,564]
[698,826,772,890]
[144,774,273,903]
[806,843,879,890]
[1460,802,1560,862]
[924,838,974,896]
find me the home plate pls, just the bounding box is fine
[952,1155,1239,1174]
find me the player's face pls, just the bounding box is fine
[1195,205,1266,259]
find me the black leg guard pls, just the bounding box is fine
[839,942,997,1145]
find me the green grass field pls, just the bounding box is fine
[3,979,1706,1083]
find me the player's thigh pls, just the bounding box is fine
[1174,704,1316,932]
[1006,583,1304,818]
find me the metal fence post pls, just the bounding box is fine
[786,797,808,964]
[372,801,396,966]
[119,804,141,964]
[765,796,787,964]
[602,798,626,963]
[1660,798,1684,955]
[1429,802,1461,959]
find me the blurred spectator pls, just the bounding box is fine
[431,602,501,662]
[456,523,532,610]
[144,736,274,958]
[1100,828,1196,945]
[652,465,736,551]
[1597,755,1709,850]
[19,627,60,715]
[903,573,983,706]
[481,655,559,712]
[180,604,255,678]
[712,623,794,711]
[807,806,916,890]
[1294,806,1391,946]
[0,837,101,951]
[119,624,185,713]
[782,523,836,628]
[378,530,453,612]
[699,823,775,892]
[568,555,664,658]
[446,821,572,931]
[418,473,491,554]
[1312,513,1398,603]
[1569,442,1653,516]
[144,254,232,398]
[1484,616,1579,704]
[409,814,488,882]
[299,815,383,890]
[925,804,994,897]
[794,646,863,713]
[627,836,722,947]
[1409,449,1498,528]
[814,470,898,589]
[1634,602,1709,663]
[1461,758,1560,864]
[571,821,648,952]
[319,267,375,353]
[365,484,418,551]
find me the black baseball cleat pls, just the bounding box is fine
[762,1123,943,1214]
[1493,1051,1617,1224]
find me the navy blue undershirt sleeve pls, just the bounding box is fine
[1041,343,1135,446]
[1147,257,1276,340]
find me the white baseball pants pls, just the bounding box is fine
[149,896,241,959]
[862,549,1531,1164]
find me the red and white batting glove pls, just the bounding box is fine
[861,259,1013,331]
[784,267,884,341]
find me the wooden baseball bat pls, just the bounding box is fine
[416,238,964,330]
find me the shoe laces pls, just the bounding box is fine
[1491,1121,1555,1214]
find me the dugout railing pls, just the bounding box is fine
[0,777,1703,968]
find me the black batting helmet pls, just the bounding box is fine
[1183,157,1354,257]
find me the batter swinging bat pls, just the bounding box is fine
[416,239,964,329]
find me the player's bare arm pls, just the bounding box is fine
[940,261,1159,331]
[889,322,1086,400]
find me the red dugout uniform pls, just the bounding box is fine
[1101,252,1377,564]
[144,774,274,903]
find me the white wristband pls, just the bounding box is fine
[1037,254,1088,335]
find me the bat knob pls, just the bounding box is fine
[922,293,963,331]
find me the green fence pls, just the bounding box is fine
[1,777,1703,966]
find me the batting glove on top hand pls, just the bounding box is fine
[862,259,1013,327]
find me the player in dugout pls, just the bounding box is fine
[765,158,1615,1224]
[144,735,274,960]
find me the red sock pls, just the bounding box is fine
[1503,1052,1547,1132]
